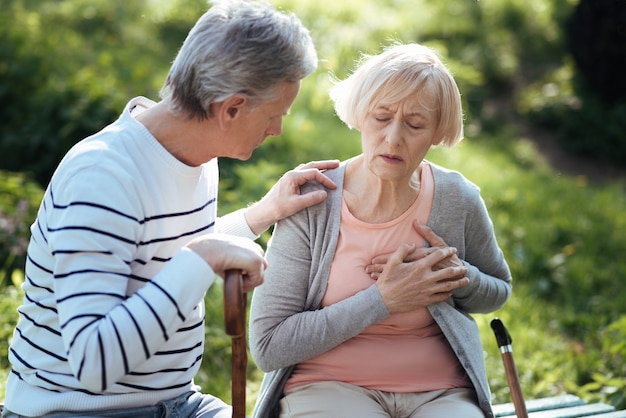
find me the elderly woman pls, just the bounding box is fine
[249,43,512,418]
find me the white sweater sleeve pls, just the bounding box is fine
[216,208,259,240]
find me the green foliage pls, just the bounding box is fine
[0,171,43,288]
[1,0,625,412]
[0,0,182,185]
[577,316,626,408]
[0,286,24,397]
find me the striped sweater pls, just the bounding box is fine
[5,97,255,415]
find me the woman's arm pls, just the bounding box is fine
[248,206,388,372]
[430,172,512,313]
[452,194,512,313]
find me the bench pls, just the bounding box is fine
[493,394,626,418]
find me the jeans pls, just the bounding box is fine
[2,391,232,418]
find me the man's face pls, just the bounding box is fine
[227,81,301,160]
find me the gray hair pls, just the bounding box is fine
[330,43,464,147]
[160,0,318,120]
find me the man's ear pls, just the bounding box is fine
[217,94,247,129]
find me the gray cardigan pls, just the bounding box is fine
[249,161,512,418]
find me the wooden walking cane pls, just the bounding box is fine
[491,318,529,418]
[224,269,247,418]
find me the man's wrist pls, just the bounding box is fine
[243,201,276,236]
[217,208,258,239]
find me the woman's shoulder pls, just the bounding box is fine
[428,161,481,196]
[291,162,347,223]
[300,161,346,194]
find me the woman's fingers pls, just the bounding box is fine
[414,222,448,247]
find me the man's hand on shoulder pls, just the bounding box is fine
[244,159,339,235]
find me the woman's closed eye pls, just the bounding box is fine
[406,121,423,130]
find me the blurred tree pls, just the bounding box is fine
[516,0,626,165]
[0,0,175,185]
[567,0,626,103]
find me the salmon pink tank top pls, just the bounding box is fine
[284,162,471,393]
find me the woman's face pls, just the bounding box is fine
[360,87,440,184]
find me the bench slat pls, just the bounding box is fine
[528,402,615,418]
[585,412,626,418]
[494,394,586,417]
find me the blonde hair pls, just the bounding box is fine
[330,43,463,147]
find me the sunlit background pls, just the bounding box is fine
[1,0,625,413]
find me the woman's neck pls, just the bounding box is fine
[343,157,421,223]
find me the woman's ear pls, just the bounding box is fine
[432,134,445,146]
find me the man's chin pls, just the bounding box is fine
[243,144,265,160]
[232,150,254,161]
[227,144,262,161]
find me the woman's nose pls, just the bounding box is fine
[385,120,403,145]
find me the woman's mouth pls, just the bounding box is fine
[380,154,403,163]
